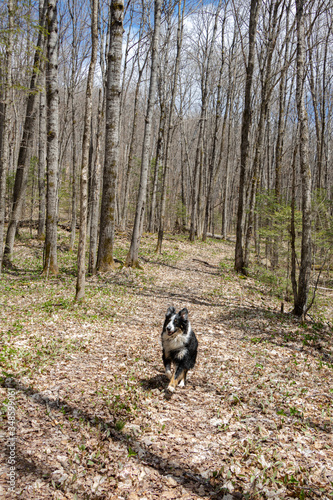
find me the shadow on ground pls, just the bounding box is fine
[2,377,245,500]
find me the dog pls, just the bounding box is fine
[161,306,198,392]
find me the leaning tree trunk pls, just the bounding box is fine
[4,0,47,262]
[125,0,162,268]
[234,0,261,274]
[0,0,14,273]
[75,0,98,300]
[43,0,59,276]
[293,0,312,316]
[97,0,124,272]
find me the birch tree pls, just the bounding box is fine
[43,0,59,276]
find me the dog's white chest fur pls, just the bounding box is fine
[162,326,190,358]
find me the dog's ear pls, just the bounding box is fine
[166,306,176,317]
[179,308,188,322]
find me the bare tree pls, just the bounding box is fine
[43,0,59,276]
[189,0,222,242]
[120,30,148,232]
[244,0,282,268]
[88,86,103,275]
[293,0,312,316]
[4,0,47,262]
[97,0,124,272]
[234,0,261,274]
[125,0,162,268]
[75,0,98,300]
[156,0,185,252]
[0,0,14,272]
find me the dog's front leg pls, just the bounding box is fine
[165,366,172,379]
[162,352,172,379]
[167,365,185,392]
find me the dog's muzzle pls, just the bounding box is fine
[166,326,176,336]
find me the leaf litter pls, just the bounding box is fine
[0,230,332,499]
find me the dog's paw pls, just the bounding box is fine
[178,379,185,388]
[167,385,175,393]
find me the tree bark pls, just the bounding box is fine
[43,0,59,277]
[4,0,47,261]
[75,0,98,299]
[234,0,261,274]
[97,0,124,272]
[37,75,47,240]
[88,88,103,275]
[293,0,312,316]
[244,0,281,268]
[0,0,14,272]
[37,0,48,241]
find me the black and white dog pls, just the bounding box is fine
[161,306,198,392]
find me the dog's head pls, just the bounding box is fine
[163,307,189,336]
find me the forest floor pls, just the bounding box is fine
[0,229,332,500]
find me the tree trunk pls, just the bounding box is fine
[0,0,14,273]
[148,104,165,233]
[189,1,222,242]
[203,10,227,242]
[68,0,79,252]
[272,1,291,268]
[37,75,47,240]
[244,0,280,269]
[37,0,47,241]
[69,85,77,252]
[4,0,47,262]
[121,54,147,231]
[125,0,162,268]
[75,0,98,300]
[43,0,59,277]
[88,88,104,275]
[293,0,312,316]
[234,0,261,274]
[156,0,185,252]
[290,135,298,304]
[97,0,124,272]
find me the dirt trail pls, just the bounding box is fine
[1,235,332,499]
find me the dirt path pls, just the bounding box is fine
[0,234,332,499]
